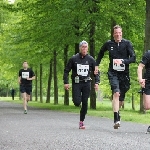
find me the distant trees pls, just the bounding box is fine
[0,0,147,109]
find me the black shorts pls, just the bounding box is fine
[20,84,32,95]
[143,80,150,95]
[108,71,130,101]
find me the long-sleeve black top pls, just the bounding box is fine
[96,39,136,73]
[63,53,100,84]
[140,50,150,80]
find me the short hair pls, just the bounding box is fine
[113,25,122,30]
[79,40,88,48]
[23,61,28,64]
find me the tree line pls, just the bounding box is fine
[0,0,149,111]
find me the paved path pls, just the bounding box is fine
[0,101,150,150]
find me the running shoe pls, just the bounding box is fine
[114,121,120,129]
[24,110,27,114]
[79,121,85,129]
[147,126,150,132]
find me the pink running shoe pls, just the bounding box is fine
[79,121,85,129]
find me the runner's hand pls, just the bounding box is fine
[114,59,122,64]
[64,84,70,90]
[139,79,145,88]
[94,84,99,91]
[27,78,32,80]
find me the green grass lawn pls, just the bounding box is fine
[1,97,150,125]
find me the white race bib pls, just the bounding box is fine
[113,59,125,71]
[22,72,29,79]
[77,64,89,76]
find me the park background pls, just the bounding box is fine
[0,0,150,119]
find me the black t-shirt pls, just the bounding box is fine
[140,50,150,80]
[19,68,35,85]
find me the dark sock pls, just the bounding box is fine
[118,111,120,121]
[114,112,118,123]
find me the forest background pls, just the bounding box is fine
[0,0,149,111]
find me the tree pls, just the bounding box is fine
[64,45,69,105]
[46,59,53,103]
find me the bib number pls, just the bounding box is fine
[77,64,89,76]
[22,72,29,79]
[113,59,125,71]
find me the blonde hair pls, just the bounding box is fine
[113,25,122,30]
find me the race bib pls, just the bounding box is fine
[113,59,125,71]
[77,64,89,76]
[22,72,29,79]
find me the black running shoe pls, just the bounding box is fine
[147,126,150,132]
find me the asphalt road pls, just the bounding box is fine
[0,101,150,150]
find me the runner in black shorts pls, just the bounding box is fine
[137,50,150,132]
[18,61,35,114]
[95,25,136,129]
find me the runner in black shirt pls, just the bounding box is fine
[18,61,35,114]
[63,40,100,129]
[95,25,136,129]
[137,50,150,133]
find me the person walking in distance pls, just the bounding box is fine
[18,61,35,114]
[137,50,150,133]
[95,25,136,129]
[11,88,15,100]
[63,40,100,129]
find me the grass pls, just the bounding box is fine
[1,97,150,125]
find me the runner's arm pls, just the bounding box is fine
[122,41,136,64]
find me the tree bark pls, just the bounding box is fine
[89,3,97,109]
[132,93,135,110]
[54,50,58,105]
[40,64,43,103]
[35,69,38,101]
[74,19,80,54]
[64,45,69,105]
[111,17,116,40]
[46,59,53,103]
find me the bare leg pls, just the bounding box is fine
[22,93,27,110]
[112,92,120,112]
[143,94,150,110]
[112,92,120,129]
[26,94,30,102]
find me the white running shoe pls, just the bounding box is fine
[114,121,120,129]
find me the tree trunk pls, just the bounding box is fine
[75,43,79,54]
[64,45,69,105]
[40,64,43,103]
[132,93,135,110]
[6,84,8,97]
[54,50,58,105]
[46,59,53,103]
[140,0,150,113]
[35,69,38,101]
[89,1,97,109]
[111,17,116,40]
[30,65,33,101]
[74,19,80,54]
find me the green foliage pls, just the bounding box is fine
[0,0,146,106]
